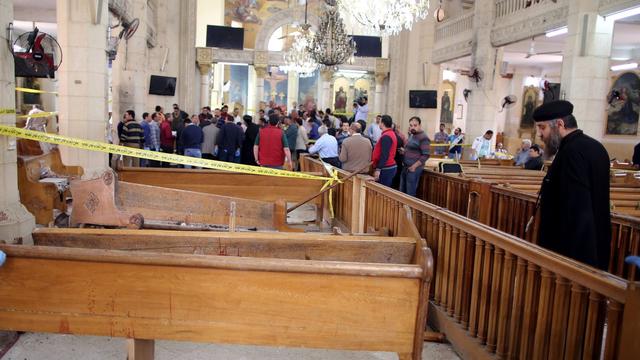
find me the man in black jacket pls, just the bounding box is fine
[534,100,611,270]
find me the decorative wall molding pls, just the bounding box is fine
[491,4,569,47]
[433,39,473,64]
[254,5,321,51]
[599,0,639,16]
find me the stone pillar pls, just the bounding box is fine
[111,0,148,123]
[374,59,390,116]
[560,0,614,140]
[465,0,502,146]
[56,0,109,178]
[320,69,335,111]
[0,0,35,244]
[178,0,197,113]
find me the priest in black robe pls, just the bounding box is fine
[533,100,611,270]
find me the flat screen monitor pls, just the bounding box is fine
[352,36,382,57]
[409,90,437,108]
[206,25,244,50]
[149,75,176,96]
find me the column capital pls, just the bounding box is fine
[196,47,214,66]
[198,63,211,76]
[375,58,390,85]
[254,65,268,78]
[320,68,335,81]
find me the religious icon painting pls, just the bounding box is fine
[440,80,455,124]
[606,71,640,136]
[520,86,540,129]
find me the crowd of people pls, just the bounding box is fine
[113,100,439,197]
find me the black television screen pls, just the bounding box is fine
[409,90,437,108]
[149,75,176,96]
[352,35,382,57]
[206,25,244,50]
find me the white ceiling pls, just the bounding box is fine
[13,0,56,23]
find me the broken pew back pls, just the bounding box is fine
[70,170,296,231]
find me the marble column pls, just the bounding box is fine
[560,0,614,140]
[111,0,148,124]
[374,74,386,116]
[56,0,109,178]
[254,66,267,112]
[198,64,211,109]
[320,69,335,111]
[0,0,35,243]
[465,0,502,146]
[287,71,299,112]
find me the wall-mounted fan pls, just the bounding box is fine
[525,38,562,59]
[107,17,140,61]
[500,95,518,112]
[463,89,471,102]
[467,68,483,85]
[13,27,63,78]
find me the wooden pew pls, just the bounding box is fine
[302,155,639,358]
[17,148,83,225]
[0,206,433,360]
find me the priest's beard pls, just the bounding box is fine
[542,127,562,157]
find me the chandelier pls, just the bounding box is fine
[280,25,318,77]
[338,0,430,36]
[307,1,356,68]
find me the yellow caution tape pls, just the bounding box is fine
[318,160,342,219]
[15,87,58,95]
[0,125,330,181]
[0,108,17,115]
[430,143,472,147]
[16,111,57,119]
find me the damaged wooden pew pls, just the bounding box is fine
[69,170,298,232]
[117,167,326,223]
[0,206,433,360]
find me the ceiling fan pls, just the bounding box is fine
[525,37,562,59]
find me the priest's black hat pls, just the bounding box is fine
[532,100,574,122]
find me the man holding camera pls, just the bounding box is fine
[354,96,369,124]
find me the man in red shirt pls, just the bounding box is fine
[159,112,175,167]
[253,114,292,170]
[371,115,398,187]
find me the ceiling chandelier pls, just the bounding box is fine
[338,0,430,36]
[280,1,318,77]
[307,1,356,68]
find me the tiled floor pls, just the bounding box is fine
[2,333,460,360]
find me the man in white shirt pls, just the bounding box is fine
[366,114,382,146]
[471,130,494,160]
[354,96,369,123]
[309,128,340,168]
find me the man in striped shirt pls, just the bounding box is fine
[119,110,144,167]
[400,116,430,196]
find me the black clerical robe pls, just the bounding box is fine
[538,130,611,270]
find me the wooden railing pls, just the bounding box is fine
[419,169,640,281]
[300,155,637,359]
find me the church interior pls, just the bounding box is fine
[1,0,640,359]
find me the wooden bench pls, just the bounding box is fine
[0,206,433,360]
[17,148,83,225]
